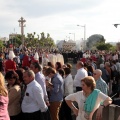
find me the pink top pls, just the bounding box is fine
[0,95,10,120]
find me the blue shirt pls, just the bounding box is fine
[50,73,64,102]
[96,77,108,95]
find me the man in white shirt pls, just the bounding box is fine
[74,61,88,92]
[21,70,49,120]
[30,62,49,105]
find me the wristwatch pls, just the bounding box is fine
[100,104,105,108]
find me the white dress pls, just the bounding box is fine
[65,91,108,120]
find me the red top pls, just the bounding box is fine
[5,59,16,72]
[0,95,10,120]
[80,57,86,63]
[22,55,30,67]
[91,55,97,62]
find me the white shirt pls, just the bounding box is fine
[64,74,73,96]
[16,56,20,63]
[65,91,108,120]
[74,68,88,87]
[113,54,118,60]
[22,80,48,113]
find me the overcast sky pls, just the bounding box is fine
[0,0,120,43]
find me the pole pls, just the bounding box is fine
[84,25,86,50]
[74,33,75,41]
[77,24,86,50]
[18,17,26,51]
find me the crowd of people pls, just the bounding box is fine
[0,48,120,120]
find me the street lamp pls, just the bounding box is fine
[113,24,120,28]
[69,33,75,41]
[18,17,26,51]
[77,24,86,49]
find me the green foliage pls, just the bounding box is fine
[8,35,22,47]
[96,43,113,50]
[0,40,4,52]
[109,46,116,52]
[25,32,55,48]
[0,40,4,48]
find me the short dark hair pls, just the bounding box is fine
[56,62,62,71]
[58,69,65,77]
[5,71,20,86]
[66,63,72,69]
[45,67,56,76]
[48,62,55,68]
[31,62,42,71]
[64,67,71,75]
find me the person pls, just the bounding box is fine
[87,65,94,76]
[87,58,97,70]
[74,61,88,92]
[5,71,21,120]
[59,67,73,120]
[30,62,49,104]
[48,62,55,68]
[97,55,104,68]
[65,76,112,120]
[21,70,49,120]
[45,67,64,120]
[30,52,39,64]
[5,51,17,72]
[66,63,72,69]
[55,62,62,72]
[22,51,30,68]
[57,68,65,78]
[100,64,110,84]
[105,62,112,94]
[0,53,4,73]
[0,72,10,120]
[93,69,108,95]
[42,53,49,67]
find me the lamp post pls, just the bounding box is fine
[113,24,120,28]
[69,33,75,41]
[18,17,26,51]
[77,24,86,49]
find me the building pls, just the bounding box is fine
[63,40,76,50]
[9,33,21,39]
[57,40,76,51]
[0,37,9,44]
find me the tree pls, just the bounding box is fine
[96,43,113,50]
[0,40,4,51]
[86,34,105,49]
[8,35,22,47]
[24,32,56,49]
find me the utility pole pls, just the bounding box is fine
[18,17,26,51]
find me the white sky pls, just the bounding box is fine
[0,0,120,43]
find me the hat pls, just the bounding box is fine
[9,51,16,59]
[34,52,39,60]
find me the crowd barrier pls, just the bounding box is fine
[93,104,120,120]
